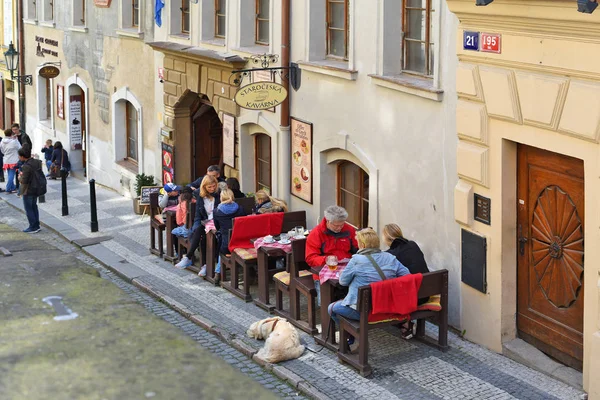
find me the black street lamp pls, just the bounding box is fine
[3,42,32,85]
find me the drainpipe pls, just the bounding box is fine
[279,0,291,205]
[16,0,26,132]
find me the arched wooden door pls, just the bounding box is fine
[192,106,222,179]
[517,144,584,370]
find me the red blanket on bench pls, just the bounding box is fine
[368,273,423,323]
[228,213,284,252]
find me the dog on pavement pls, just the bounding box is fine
[247,317,305,363]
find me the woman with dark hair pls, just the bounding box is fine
[50,141,71,178]
[225,177,245,198]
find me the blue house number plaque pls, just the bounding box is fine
[463,31,480,51]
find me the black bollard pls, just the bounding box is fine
[89,179,98,232]
[61,169,68,216]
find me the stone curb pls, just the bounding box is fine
[0,196,328,400]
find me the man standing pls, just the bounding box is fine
[187,165,225,191]
[18,147,44,233]
[12,123,31,193]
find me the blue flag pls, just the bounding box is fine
[155,0,165,27]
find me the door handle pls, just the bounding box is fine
[518,224,528,256]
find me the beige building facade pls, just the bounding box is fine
[0,0,20,129]
[447,0,600,395]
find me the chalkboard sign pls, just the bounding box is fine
[461,229,487,293]
[140,186,162,205]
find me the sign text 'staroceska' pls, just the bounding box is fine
[234,82,288,111]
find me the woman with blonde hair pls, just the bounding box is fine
[383,223,429,275]
[329,228,409,350]
[176,175,220,275]
[213,189,246,284]
[252,189,288,214]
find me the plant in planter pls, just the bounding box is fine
[132,173,156,214]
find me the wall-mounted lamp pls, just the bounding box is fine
[3,42,32,85]
[578,0,597,13]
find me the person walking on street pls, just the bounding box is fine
[0,129,21,193]
[18,147,45,233]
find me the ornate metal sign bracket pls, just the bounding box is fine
[230,54,301,91]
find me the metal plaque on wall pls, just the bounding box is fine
[461,229,487,293]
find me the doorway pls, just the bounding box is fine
[192,105,222,180]
[517,144,584,370]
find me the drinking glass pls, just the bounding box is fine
[326,255,338,271]
[294,226,304,237]
[280,233,289,242]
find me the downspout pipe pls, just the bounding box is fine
[279,0,291,204]
[16,0,26,132]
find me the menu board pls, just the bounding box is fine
[290,117,313,204]
[222,113,235,168]
[140,186,162,205]
[69,95,83,150]
[162,142,174,184]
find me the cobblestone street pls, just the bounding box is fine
[0,178,586,400]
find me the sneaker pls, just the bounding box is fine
[175,256,192,269]
[23,227,41,233]
[198,265,207,277]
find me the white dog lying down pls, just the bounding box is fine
[247,317,305,363]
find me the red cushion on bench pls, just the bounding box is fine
[416,294,442,312]
[368,313,410,325]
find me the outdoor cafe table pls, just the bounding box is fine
[310,261,349,352]
[252,236,294,311]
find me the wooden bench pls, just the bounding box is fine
[338,269,449,377]
[176,200,199,272]
[149,192,166,257]
[221,210,307,302]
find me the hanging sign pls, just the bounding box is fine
[39,65,60,79]
[69,96,83,150]
[252,70,276,113]
[222,114,235,168]
[481,33,501,54]
[290,117,313,204]
[234,82,288,111]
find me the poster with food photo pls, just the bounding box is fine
[162,142,174,184]
[290,117,312,203]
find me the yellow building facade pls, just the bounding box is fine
[0,0,19,128]
[447,0,600,396]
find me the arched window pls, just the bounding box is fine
[338,161,369,228]
[126,101,138,162]
[255,133,271,193]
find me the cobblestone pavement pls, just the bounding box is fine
[0,178,586,400]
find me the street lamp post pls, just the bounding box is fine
[3,42,32,85]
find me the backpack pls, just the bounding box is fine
[27,161,47,196]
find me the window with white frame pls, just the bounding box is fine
[215,0,226,38]
[121,0,141,30]
[73,0,86,26]
[403,0,434,76]
[112,88,142,171]
[37,75,53,122]
[42,0,54,22]
[305,0,353,67]
[170,0,190,36]
[26,0,36,20]
[256,0,269,45]
[126,101,138,162]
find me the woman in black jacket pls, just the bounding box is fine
[383,223,429,275]
[213,189,246,283]
[175,175,220,275]
[225,177,245,199]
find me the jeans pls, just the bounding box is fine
[315,280,321,307]
[216,256,221,274]
[5,167,17,192]
[15,160,23,189]
[46,160,52,173]
[23,195,40,230]
[328,300,360,327]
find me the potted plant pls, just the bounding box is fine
[133,173,156,214]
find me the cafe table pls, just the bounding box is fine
[309,262,349,352]
[252,236,294,311]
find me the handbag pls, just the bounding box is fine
[50,149,67,178]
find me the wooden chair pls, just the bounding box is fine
[236,196,255,215]
[273,238,318,335]
[149,192,165,257]
[337,269,449,377]
[177,201,198,271]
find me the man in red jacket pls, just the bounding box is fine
[305,205,358,306]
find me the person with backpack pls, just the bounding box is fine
[18,147,46,233]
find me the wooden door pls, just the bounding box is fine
[193,107,222,179]
[517,145,584,370]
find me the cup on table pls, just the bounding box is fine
[294,226,304,238]
[326,255,338,271]
[280,233,289,242]
[264,235,274,243]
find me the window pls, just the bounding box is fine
[326,0,348,60]
[181,0,190,34]
[215,0,226,38]
[337,162,369,228]
[26,0,36,20]
[255,134,271,193]
[37,75,52,123]
[403,0,434,76]
[126,101,138,162]
[73,0,85,26]
[43,0,54,21]
[256,0,269,45]
[44,79,51,120]
[132,0,139,27]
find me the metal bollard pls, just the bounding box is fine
[61,169,68,216]
[89,179,98,232]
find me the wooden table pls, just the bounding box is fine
[310,265,348,352]
[163,210,178,263]
[254,246,289,312]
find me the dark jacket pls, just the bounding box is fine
[213,202,246,254]
[41,146,54,161]
[19,158,43,196]
[187,174,226,189]
[18,131,32,150]
[231,188,245,199]
[51,148,71,170]
[193,190,221,226]
[387,238,429,275]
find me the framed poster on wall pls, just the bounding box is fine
[69,95,83,150]
[222,113,235,168]
[290,117,313,204]
[162,142,174,184]
[57,85,64,119]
